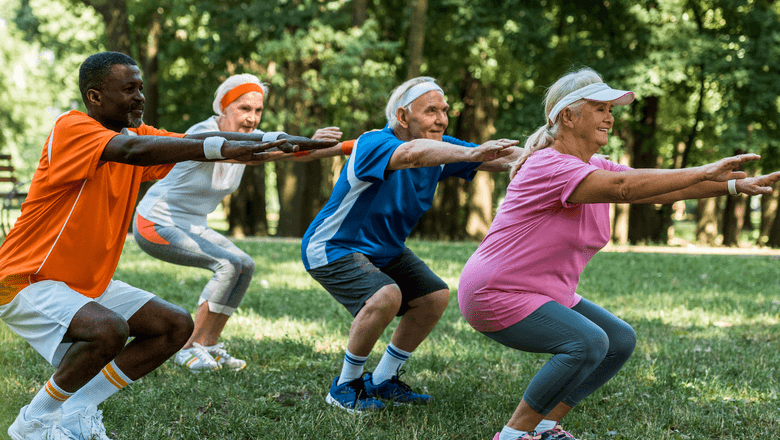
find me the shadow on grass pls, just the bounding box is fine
[4,239,778,438]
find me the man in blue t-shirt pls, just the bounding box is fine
[302,77,522,412]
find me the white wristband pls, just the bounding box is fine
[203,136,226,160]
[727,179,739,195]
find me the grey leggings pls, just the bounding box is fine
[133,219,254,316]
[482,298,636,415]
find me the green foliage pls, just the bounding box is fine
[145,0,400,138]
[3,0,780,243]
[0,0,101,178]
[7,0,780,166]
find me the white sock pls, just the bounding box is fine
[336,350,368,385]
[24,376,73,420]
[499,426,531,440]
[61,360,133,414]
[371,343,410,384]
[535,419,557,432]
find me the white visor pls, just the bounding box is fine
[548,82,634,125]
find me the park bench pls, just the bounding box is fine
[0,154,27,236]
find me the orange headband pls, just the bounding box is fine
[220,83,265,110]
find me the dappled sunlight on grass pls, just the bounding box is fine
[223,311,346,356]
[627,304,779,328]
[2,239,779,438]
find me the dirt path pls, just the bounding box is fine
[604,243,780,257]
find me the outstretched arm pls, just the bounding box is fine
[289,127,350,162]
[186,131,337,153]
[630,171,780,203]
[237,127,351,165]
[475,146,525,172]
[101,134,288,166]
[567,154,765,204]
[387,138,518,171]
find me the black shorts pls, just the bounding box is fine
[307,248,449,317]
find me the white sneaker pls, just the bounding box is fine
[61,405,112,440]
[8,406,78,440]
[206,342,247,371]
[174,342,220,373]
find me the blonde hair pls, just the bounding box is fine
[212,74,270,115]
[385,76,441,131]
[511,68,604,170]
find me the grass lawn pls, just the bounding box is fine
[1,238,778,439]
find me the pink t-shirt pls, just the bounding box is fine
[458,147,631,332]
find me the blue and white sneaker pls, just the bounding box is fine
[364,371,432,404]
[325,376,386,413]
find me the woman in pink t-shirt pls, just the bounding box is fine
[458,68,780,440]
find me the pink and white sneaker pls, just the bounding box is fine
[538,424,579,440]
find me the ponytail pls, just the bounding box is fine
[510,67,604,178]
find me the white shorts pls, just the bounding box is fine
[0,279,155,367]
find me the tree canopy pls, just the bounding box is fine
[4,0,780,245]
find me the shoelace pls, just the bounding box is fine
[208,342,230,358]
[388,377,414,393]
[82,410,108,438]
[548,425,576,440]
[346,376,369,404]
[50,423,78,440]
[209,343,243,364]
[389,369,414,393]
[191,343,216,364]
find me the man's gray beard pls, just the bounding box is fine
[129,116,143,128]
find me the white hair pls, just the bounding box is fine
[384,76,443,131]
[511,68,604,169]
[212,74,270,115]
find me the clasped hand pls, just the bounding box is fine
[473,138,519,162]
[223,136,338,162]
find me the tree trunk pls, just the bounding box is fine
[80,0,133,55]
[466,172,494,239]
[352,0,368,26]
[742,195,754,231]
[623,96,665,244]
[407,0,427,79]
[611,153,631,244]
[225,165,267,237]
[138,11,160,129]
[696,197,720,245]
[458,72,495,239]
[722,194,746,247]
[759,181,780,245]
[275,161,323,237]
[271,54,327,237]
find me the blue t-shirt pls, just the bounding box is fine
[302,125,481,270]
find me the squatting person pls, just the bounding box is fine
[457,67,780,440]
[1,52,333,440]
[133,73,351,373]
[302,76,523,412]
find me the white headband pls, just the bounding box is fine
[398,81,444,110]
[548,82,635,125]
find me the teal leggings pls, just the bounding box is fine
[481,299,636,415]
